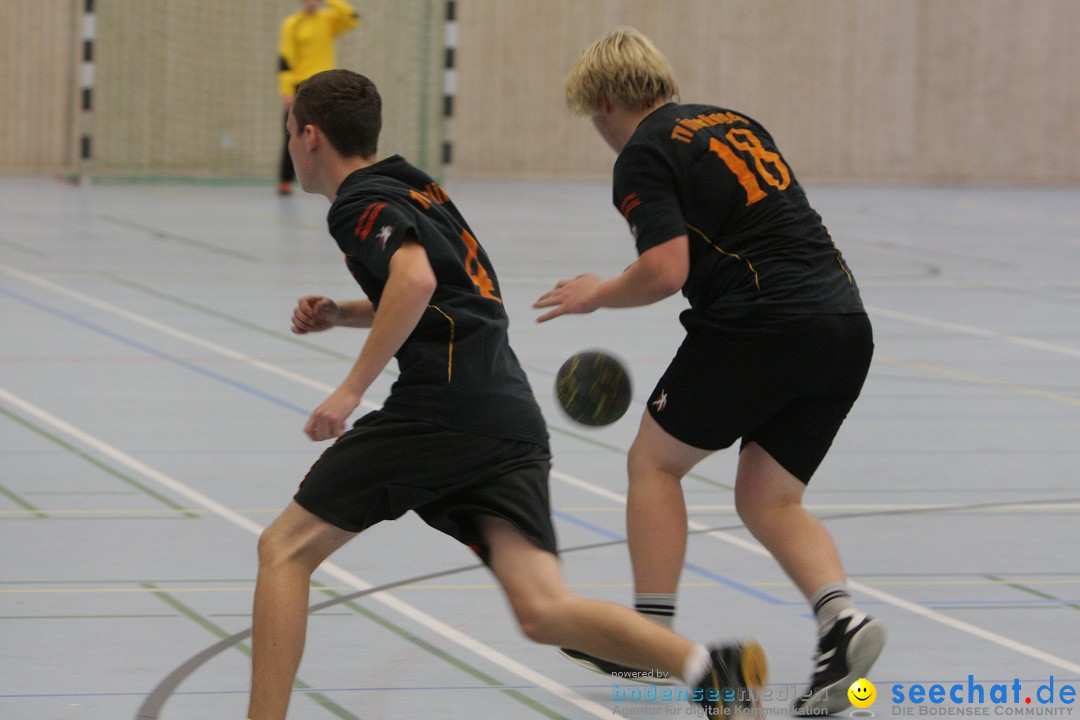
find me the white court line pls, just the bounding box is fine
[0,385,612,719]
[554,470,1080,676]
[866,304,1080,359]
[6,263,1080,678]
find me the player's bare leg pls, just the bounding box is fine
[482,514,767,713]
[733,442,845,597]
[248,502,355,720]
[626,412,711,594]
[480,514,694,676]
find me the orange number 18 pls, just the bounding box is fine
[709,129,791,206]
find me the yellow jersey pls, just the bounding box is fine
[278,0,360,97]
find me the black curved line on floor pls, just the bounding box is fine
[134,496,1080,719]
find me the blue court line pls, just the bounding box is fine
[0,286,310,417]
[5,284,783,608]
[551,510,786,605]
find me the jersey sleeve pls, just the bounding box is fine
[325,0,361,35]
[612,143,688,256]
[329,197,419,282]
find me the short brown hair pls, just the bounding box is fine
[565,27,679,115]
[293,69,382,158]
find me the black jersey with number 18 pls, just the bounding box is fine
[614,103,864,329]
[327,155,548,448]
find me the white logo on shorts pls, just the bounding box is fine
[377,225,393,250]
[651,390,668,412]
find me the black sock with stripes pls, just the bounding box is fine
[635,592,676,629]
[810,583,854,637]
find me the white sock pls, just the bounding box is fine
[681,643,711,685]
[635,592,676,629]
[810,582,854,636]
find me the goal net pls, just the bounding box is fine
[90,0,445,182]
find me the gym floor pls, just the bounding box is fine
[1,175,1078,719]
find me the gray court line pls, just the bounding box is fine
[98,214,260,262]
[0,402,197,518]
[0,480,46,518]
[134,567,477,720]
[0,235,50,258]
[141,582,361,720]
[983,575,1080,614]
[134,497,1080,719]
[316,587,570,720]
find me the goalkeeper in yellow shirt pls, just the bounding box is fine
[277,0,360,195]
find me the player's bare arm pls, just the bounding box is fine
[291,297,375,334]
[304,238,435,440]
[533,235,689,322]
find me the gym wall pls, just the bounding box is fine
[5,0,1078,185]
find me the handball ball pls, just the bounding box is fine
[555,351,632,426]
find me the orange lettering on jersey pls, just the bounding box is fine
[461,228,501,302]
[670,112,751,144]
[354,202,387,241]
[672,125,695,143]
[409,189,432,210]
[425,182,450,204]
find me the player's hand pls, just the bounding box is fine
[304,385,363,441]
[533,274,601,322]
[292,296,341,334]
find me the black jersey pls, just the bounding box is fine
[328,155,548,448]
[614,103,864,329]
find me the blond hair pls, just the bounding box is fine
[565,27,679,115]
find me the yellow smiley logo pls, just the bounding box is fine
[848,678,877,708]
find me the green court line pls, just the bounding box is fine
[0,403,197,518]
[0,481,47,518]
[984,574,1080,612]
[318,587,570,720]
[0,614,176,620]
[142,583,362,720]
[22,490,140,495]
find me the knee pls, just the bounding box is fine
[510,594,569,645]
[256,526,313,572]
[734,480,804,534]
[627,443,681,484]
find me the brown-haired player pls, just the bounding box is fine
[245,68,766,720]
[534,27,885,716]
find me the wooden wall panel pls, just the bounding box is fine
[5,1,1078,184]
[0,0,77,173]
[452,0,1080,184]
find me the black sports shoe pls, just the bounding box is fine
[559,647,678,685]
[793,610,886,716]
[692,640,768,716]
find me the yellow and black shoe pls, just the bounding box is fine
[691,639,768,716]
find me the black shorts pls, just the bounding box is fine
[294,411,558,564]
[647,313,873,483]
